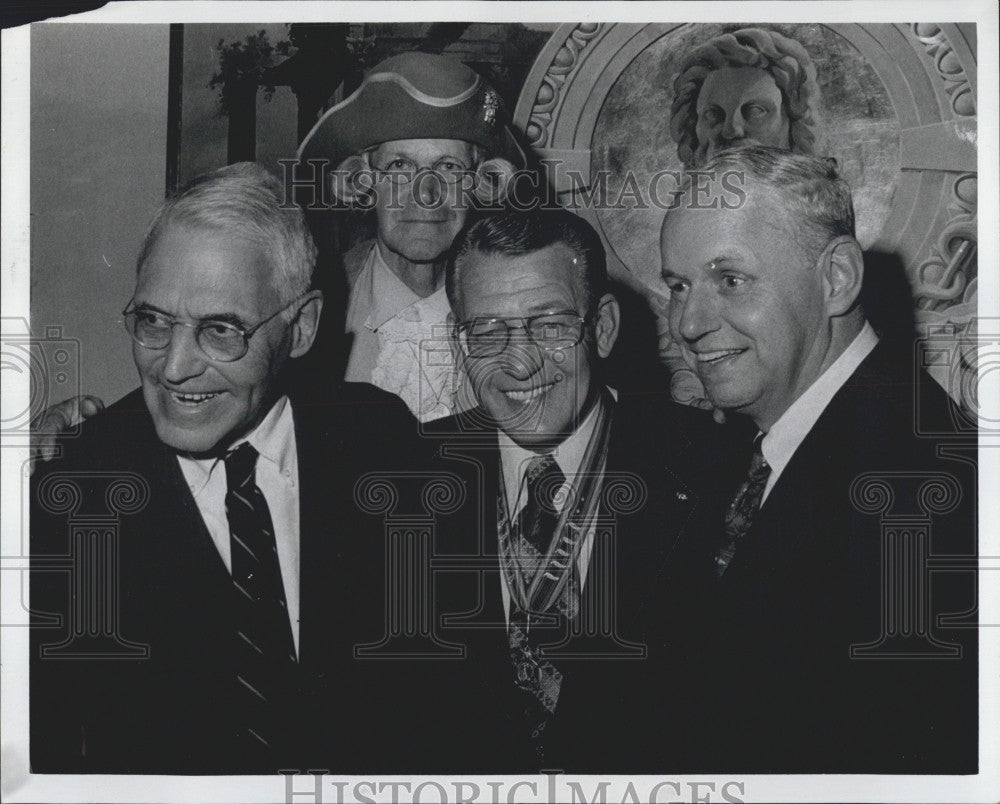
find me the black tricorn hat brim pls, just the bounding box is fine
[297,72,526,169]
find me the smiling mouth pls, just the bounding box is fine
[695,348,746,365]
[503,382,556,404]
[168,390,221,406]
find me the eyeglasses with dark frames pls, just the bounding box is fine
[454,311,592,359]
[121,295,307,363]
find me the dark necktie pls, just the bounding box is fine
[519,454,565,566]
[509,454,570,762]
[716,436,771,576]
[225,443,297,762]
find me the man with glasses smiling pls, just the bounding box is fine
[421,210,737,771]
[29,52,524,452]
[30,162,416,774]
[123,294,304,364]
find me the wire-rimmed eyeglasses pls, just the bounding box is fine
[454,311,591,359]
[121,295,306,363]
[370,156,474,186]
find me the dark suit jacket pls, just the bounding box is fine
[402,389,744,773]
[681,340,978,773]
[30,382,418,774]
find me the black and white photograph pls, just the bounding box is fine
[1,2,997,802]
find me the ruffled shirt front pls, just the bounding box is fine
[344,243,467,421]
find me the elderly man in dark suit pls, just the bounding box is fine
[30,163,414,774]
[418,209,736,772]
[660,145,977,772]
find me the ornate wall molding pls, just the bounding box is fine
[520,22,604,149]
[913,173,977,314]
[515,22,979,403]
[910,23,976,117]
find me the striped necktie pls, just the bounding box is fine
[224,443,296,763]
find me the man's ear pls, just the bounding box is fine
[288,290,324,358]
[819,236,864,318]
[594,293,621,359]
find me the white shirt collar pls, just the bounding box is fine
[497,389,609,518]
[179,395,295,497]
[760,323,879,503]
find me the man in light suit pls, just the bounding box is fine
[660,145,977,772]
[419,210,739,772]
[30,163,415,774]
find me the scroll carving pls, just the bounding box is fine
[910,24,976,117]
[525,23,604,148]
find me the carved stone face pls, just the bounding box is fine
[694,66,791,163]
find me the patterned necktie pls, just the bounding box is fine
[509,454,570,763]
[519,454,566,565]
[224,443,297,763]
[716,436,771,576]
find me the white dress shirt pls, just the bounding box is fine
[760,323,879,504]
[177,396,301,656]
[496,391,612,624]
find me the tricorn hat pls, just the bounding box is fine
[297,52,525,168]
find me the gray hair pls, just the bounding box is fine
[136,162,317,306]
[677,145,855,259]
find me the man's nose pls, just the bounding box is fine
[161,326,207,384]
[501,335,545,380]
[413,170,444,206]
[676,287,720,344]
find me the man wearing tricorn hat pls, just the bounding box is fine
[298,52,525,420]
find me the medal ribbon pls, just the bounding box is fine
[497,387,614,616]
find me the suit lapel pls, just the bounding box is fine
[437,417,506,629]
[292,401,318,665]
[156,452,238,678]
[432,418,523,753]
[723,345,887,583]
[135,425,231,610]
[743,418,832,575]
[156,446,224,567]
[447,399,710,637]
[290,399,351,672]
[600,399,703,621]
